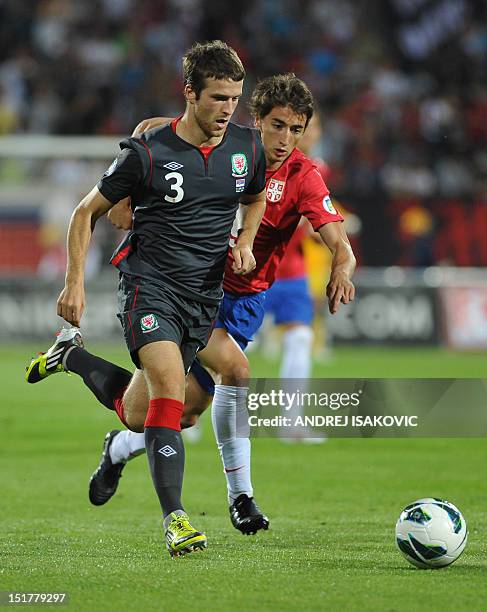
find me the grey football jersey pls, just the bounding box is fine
[104,122,266,304]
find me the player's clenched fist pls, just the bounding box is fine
[57,285,85,326]
[107,197,133,230]
[231,244,256,275]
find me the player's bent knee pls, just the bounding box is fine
[234,361,250,381]
[123,403,147,433]
[124,415,145,433]
[221,357,250,385]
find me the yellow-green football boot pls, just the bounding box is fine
[26,327,84,383]
[164,512,207,558]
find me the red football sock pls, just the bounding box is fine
[145,398,184,431]
[113,387,130,429]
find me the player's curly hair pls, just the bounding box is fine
[183,40,245,97]
[249,74,314,126]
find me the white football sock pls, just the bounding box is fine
[182,419,203,444]
[280,326,315,435]
[211,384,252,504]
[109,430,146,464]
[280,325,313,380]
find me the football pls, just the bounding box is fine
[395,498,468,569]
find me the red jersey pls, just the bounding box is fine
[275,156,333,280]
[223,148,343,294]
[275,223,308,280]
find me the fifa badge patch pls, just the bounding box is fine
[235,178,246,193]
[104,158,118,177]
[140,313,159,333]
[231,153,248,177]
[266,179,285,202]
[323,195,337,215]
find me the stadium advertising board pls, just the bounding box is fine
[329,285,440,346]
[440,287,487,349]
[0,278,119,341]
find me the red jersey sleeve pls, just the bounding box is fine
[297,167,343,230]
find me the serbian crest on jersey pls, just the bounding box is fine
[231,153,248,177]
[266,179,285,202]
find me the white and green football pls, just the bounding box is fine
[395,498,468,569]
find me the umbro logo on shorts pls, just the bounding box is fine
[158,445,177,457]
[163,161,184,171]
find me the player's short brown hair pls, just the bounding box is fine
[183,40,245,97]
[249,74,314,126]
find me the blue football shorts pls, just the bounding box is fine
[190,291,266,395]
[264,277,314,326]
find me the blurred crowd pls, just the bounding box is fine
[0,0,486,267]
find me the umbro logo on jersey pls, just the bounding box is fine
[164,161,184,171]
[158,445,177,457]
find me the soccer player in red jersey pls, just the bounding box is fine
[85,74,356,534]
[264,112,330,442]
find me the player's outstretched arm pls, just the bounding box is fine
[232,190,266,275]
[107,117,174,231]
[319,221,356,314]
[57,187,115,326]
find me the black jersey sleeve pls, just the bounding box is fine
[97,148,143,204]
[243,130,267,196]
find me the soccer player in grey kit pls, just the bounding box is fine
[26,41,267,557]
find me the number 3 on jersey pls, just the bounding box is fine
[164,171,184,203]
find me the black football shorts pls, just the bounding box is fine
[117,274,218,370]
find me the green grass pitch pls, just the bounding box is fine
[1,345,486,611]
